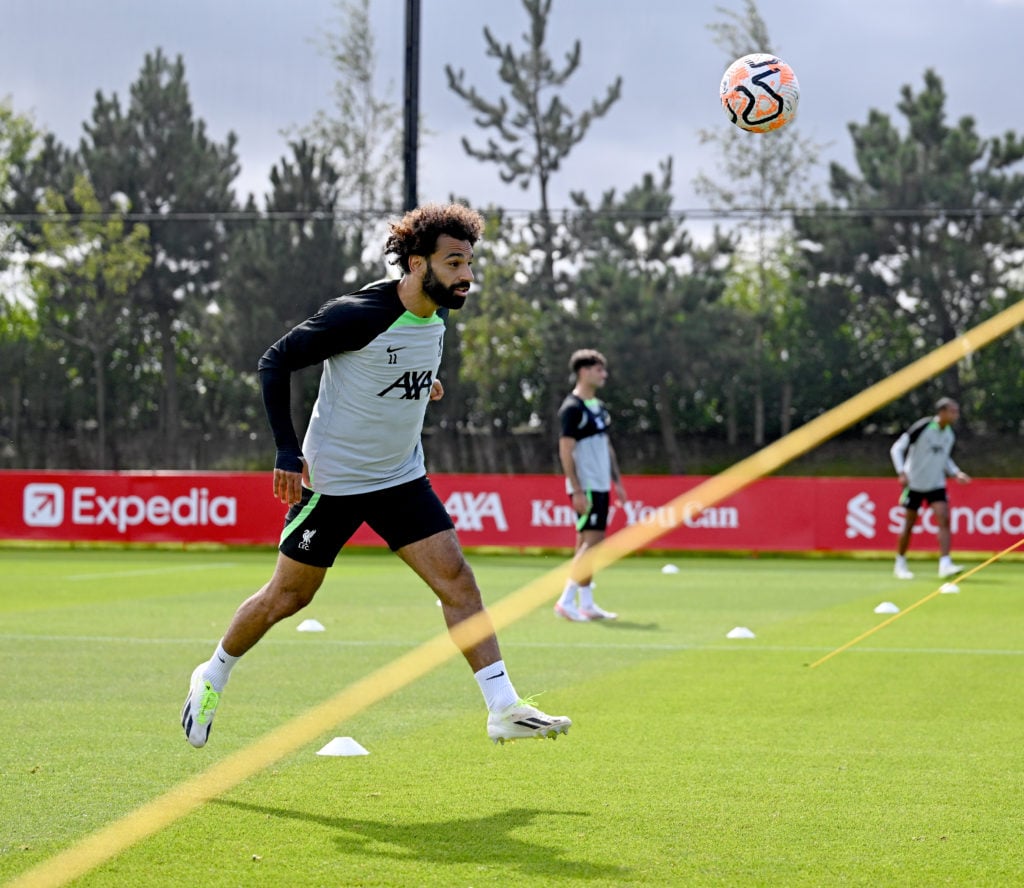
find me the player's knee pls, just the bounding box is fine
[262,576,320,621]
[436,558,481,604]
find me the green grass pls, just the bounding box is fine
[2,548,1024,886]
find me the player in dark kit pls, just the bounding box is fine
[182,203,571,747]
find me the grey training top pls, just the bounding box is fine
[258,280,444,495]
[889,417,961,492]
[558,394,613,493]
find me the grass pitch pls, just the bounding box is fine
[2,547,1023,887]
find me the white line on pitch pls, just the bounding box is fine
[64,563,242,580]
[1,632,1021,658]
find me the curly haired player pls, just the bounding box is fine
[182,204,570,747]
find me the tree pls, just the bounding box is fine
[446,0,623,446]
[0,97,35,258]
[0,98,38,463]
[445,0,621,285]
[79,49,240,464]
[566,160,738,471]
[28,176,150,467]
[295,0,402,218]
[794,69,1024,427]
[695,0,826,444]
[456,210,544,434]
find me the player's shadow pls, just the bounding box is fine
[215,800,630,881]
[592,619,660,631]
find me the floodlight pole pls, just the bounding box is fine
[403,0,421,211]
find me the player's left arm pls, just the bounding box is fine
[948,460,970,484]
[608,441,627,504]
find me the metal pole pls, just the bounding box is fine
[403,0,420,211]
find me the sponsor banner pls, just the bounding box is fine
[2,470,1022,551]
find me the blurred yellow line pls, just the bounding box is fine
[8,298,1024,888]
[808,536,1024,669]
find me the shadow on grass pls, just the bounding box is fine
[215,799,630,881]
[593,619,660,631]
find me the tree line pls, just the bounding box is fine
[1,0,1022,477]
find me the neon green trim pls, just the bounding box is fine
[280,491,320,544]
[583,398,600,410]
[390,310,443,328]
[197,682,219,725]
[575,489,593,531]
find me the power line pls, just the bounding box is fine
[0,205,1022,223]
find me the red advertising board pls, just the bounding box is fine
[2,470,1022,553]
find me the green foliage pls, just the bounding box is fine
[0,96,34,200]
[28,175,151,467]
[565,160,738,469]
[795,69,1024,427]
[457,211,544,430]
[80,48,240,463]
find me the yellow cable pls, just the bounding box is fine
[808,535,1024,669]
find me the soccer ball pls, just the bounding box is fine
[720,53,799,133]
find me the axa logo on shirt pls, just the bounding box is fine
[444,491,508,532]
[22,483,238,533]
[376,369,433,399]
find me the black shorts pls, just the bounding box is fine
[899,487,948,511]
[572,489,610,532]
[279,476,454,567]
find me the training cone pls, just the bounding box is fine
[661,564,680,574]
[874,602,900,614]
[317,736,369,756]
[940,583,960,594]
[726,626,755,639]
[297,618,326,632]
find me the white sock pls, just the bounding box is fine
[202,640,239,692]
[474,659,518,712]
[939,555,953,567]
[577,584,595,608]
[895,555,907,566]
[558,581,578,607]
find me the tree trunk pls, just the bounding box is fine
[654,381,684,473]
[93,348,107,469]
[159,312,179,466]
[780,378,793,437]
[753,323,765,446]
[726,378,738,446]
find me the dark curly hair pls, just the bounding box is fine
[384,203,485,272]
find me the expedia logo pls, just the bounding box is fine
[845,492,876,539]
[23,483,65,527]
[22,484,238,533]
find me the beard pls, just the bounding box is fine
[423,262,467,310]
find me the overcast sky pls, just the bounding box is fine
[3,0,1023,216]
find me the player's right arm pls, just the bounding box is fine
[257,295,385,503]
[558,398,588,512]
[890,431,910,486]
